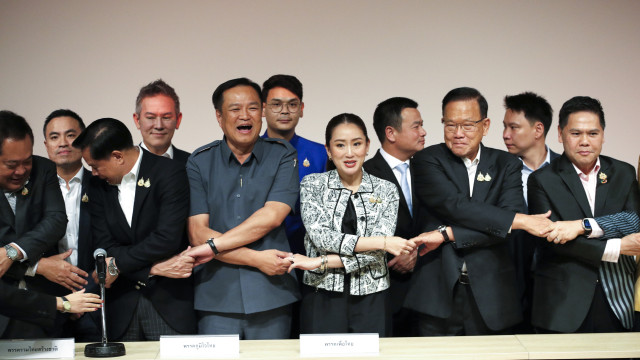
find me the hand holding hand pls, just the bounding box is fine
[37,249,89,291]
[514,210,553,236]
[411,230,445,256]
[287,254,321,273]
[184,244,215,267]
[543,220,583,244]
[387,249,417,274]
[150,247,195,278]
[621,233,640,256]
[254,249,293,276]
[383,236,417,257]
[59,289,102,313]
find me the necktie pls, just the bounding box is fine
[396,163,412,217]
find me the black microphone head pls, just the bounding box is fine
[93,248,107,259]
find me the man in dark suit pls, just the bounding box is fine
[502,92,560,333]
[528,96,640,333]
[133,79,190,162]
[364,97,426,336]
[404,87,553,336]
[0,110,67,338]
[73,118,196,341]
[33,109,100,340]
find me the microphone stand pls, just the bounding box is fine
[85,254,126,357]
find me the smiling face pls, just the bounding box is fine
[559,111,604,174]
[133,94,182,155]
[216,85,262,154]
[0,136,33,192]
[326,122,370,182]
[442,99,489,161]
[44,116,84,170]
[263,87,304,138]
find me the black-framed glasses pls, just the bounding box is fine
[442,118,485,133]
[268,101,300,113]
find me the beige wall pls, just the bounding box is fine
[1,0,639,168]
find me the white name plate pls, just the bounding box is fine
[0,338,74,359]
[160,335,239,358]
[300,333,379,357]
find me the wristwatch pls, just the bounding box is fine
[438,225,451,243]
[61,296,71,313]
[108,258,120,276]
[4,244,19,261]
[582,218,593,236]
[207,238,220,255]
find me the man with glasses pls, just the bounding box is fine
[405,87,553,336]
[133,79,190,164]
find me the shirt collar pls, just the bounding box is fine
[57,166,84,185]
[121,147,143,184]
[462,145,481,169]
[573,157,601,179]
[379,147,410,169]
[140,142,174,159]
[221,137,264,164]
[521,146,552,172]
[261,130,299,147]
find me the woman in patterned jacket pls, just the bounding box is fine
[288,113,416,336]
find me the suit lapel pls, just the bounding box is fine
[0,193,15,229]
[471,145,494,202]
[594,157,611,217]
[131,152,154,233]
[77,168,92,270]
[444,147,471,198]
[557,156,593,217]
[372,151,411,216]
[15,178,35,236]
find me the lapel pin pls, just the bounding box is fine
[293,158,298,168]
[484,173,492,181]
[82,193,89,203]
[477,172,485,182]
[21,187,28,196]
[137,178,145,187]
[303,158,310,167]
[599,172,608,184]
[376,197,382,203]
[144,179,151,188]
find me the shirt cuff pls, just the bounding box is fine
[602,238,621,262]
[588,218,604,238]
[25,261,38,277]
[10,242,28,262]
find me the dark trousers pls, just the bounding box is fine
[417,281,512,336]
[120,295,180,341]
[300,284,388,336]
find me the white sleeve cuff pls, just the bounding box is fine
[25,261,38,277]
[10,242,28,262]
[602,238,621,262]
[589,218,604,238]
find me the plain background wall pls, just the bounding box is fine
[1,0,639,169]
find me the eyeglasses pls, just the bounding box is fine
[442,118,485,133]
[268,101,300,113]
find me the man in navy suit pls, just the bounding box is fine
[133,79,190,163]
[364,97,426,336]
[501,92,560,332]
[73,118,196,341]
[404,87,553,336]
[0,110,67,338]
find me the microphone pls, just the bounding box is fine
[93,248,107,285]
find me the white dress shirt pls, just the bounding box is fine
[140,142,174,159]
[58,167,84,266]
[379,148,412,196]
[460,147,481,272]
[118,148,143,227]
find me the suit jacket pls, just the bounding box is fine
[90,149,196,339]
[300,170,398,295]
[173,146,190,165]
[527,154,640,332]
[0,156,67,335]
[404,143,524,331]
[364,150,419,312]
[0,281,57,329]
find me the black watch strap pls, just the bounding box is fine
[207,238,220,255]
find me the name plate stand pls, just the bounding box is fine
[0,338,74,359]
[299,333,379,357]
[160,335,239,358]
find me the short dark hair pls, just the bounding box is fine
[0,110,34,155]
[212,78,262,111]
[558,96,605,130]
[442,87,488,119]
[504,92,553,136]
[261,74,303,102]
[325,113,369,171]
[135,79,180,115]
[72,118,134,160]
[43,109,85,137]
[373,97,418,143]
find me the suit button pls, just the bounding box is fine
[354,194,359,199]
[135,285,140,290]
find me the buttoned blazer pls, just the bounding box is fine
[89,149,195,339]
[300,170,398,295]
[404,143,524,331]
[0,156,66,334]
[0,282,57,329]
[527,154,640,332]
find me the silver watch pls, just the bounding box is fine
[108,258,120,276]
[4,244,19,261]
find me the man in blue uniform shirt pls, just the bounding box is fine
[186,78,300,339]
[260,74,327,256]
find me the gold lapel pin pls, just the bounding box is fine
[303,158,310,167]
[137,178,145,187]
[82,193,89,203]
[144,179,151,188]
[477,172,485,182]
[484,173,492,181]
[599,172,608,184]
[21,187,29,196]
[369,197,376,203]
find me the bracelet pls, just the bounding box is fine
[207,238,220,255]
[319,255,327,272]
[383,236,387,252]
